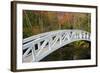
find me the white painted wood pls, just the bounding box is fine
[22,29,91,62]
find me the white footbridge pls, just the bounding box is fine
[22,30,91,62]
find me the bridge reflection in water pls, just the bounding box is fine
[22,30,91,62]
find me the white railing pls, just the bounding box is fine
[22,29,91,62]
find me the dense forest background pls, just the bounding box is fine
[23,10,91,61]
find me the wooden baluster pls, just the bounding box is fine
[84,32,86,39]
[88,33,91,40]
[32,45,36,62]
[51,35,59,47]
[49,37,52,50]
[59,32,62,45]
[62,32,67,41]
[38,42,40,51]
[63,32,68,41]
[81,32,84,39]
[23,46,31,59]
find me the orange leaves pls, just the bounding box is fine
[57,12,74,25]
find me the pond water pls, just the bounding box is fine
[40,40,91,61]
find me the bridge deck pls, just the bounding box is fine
[23,54,32,62]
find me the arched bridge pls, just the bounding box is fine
[22,30,91,62]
